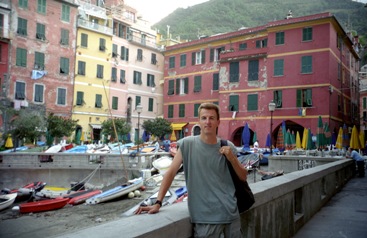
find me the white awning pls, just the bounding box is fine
[89,124,102,129]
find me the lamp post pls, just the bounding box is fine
[268,100,276,154]
[136,103,143,154]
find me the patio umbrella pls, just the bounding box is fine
[265,133,271,148]
[342,124,349,148]
[316,116,325,149]
[276,127,284,151]
[75,129,81,145]
[296,131,302,149]
[282,120,286,143]
[306,129,313,150]
[170,131,177,141]
[80,131,85,142]
[331,131,336,146]
[252,132,257,144]
[335,127,343,149]
[359,130,365,151]
[142,130,149,142]
[242,123,250,151]
[350,125,360,149]
[5,134,13,148]
[302,128,308,149]
[284,129,292,150]
[323,122,331,145]
[291,131,296,149]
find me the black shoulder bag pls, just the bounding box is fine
[221,139,255,213]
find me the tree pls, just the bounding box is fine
[10,109,46,145]
[46,113,78,144]
[101,118,131,142]
[142,118,172,140]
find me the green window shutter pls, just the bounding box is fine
[194,103,200,117]
[37,0,46,14]
[148,98,153,112]
[247,94,258,111]
[60,29,69,45]
[95,94,102,108]
[363,98,367,109]
[112,44,118,57]
[15,82,25,100]
[180,54,186,67]
[210,49,214,62]
[201,50,206,64]
[248,60,259,81]
[36,23,46,40]
[34,52,45,69]
[120,69,126,83]
[301,56,312,73]
[179,104,185,117]
[194,76,201,92]
[168,105,173,118]
[213,73,219,90]
[275,32,284,45]
[78,61,85,75]
[303,27,313,41]
[274,90,282,108]
[61,4,70,22]
[97,65,103,78]
[191,52,195,65]
[76,91,84,105]
[274,59,284,76]
[60,57,69,74]
[229,95,239,111]
[34,84,44,102]
[306,89,312,106]
[135,96,141,108]
[296,89,302,107]
[169,56,175,68]
[168,80,174,95]
[112,96,118,110]
[58,88,66,105]
[16,48,27,67]
[99,38,106,51]
[81,33,88,47]
[111,68,117,81]
[175,78,180,95]
[229,62,239,82]
[184,78,189,94]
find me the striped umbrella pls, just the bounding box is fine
[335,127,343,149]
[276,127,284,151]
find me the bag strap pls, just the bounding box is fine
[221,139,236,175]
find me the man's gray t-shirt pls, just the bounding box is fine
[178,136,239,224]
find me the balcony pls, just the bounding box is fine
[78,1,107,19]
[128,34,163,51]
[77,19,112,36]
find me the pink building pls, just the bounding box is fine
[163,12,360,149]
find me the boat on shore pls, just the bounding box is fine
[0,193,17,211]
[86,177,143,205]
[18,197,69,213]
[67,189,103,205]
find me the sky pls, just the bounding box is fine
[124,0,210,24]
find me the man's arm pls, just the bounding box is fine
[135,148,183,214]
[220,146,248,181]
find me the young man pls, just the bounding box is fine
[346,147,365,178]
[135,103,248,237]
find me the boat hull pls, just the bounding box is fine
[0,193,17,211]
[68,190,102,205]
[19,197,69,213]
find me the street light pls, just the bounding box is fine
[268,100,276,154]
[136,103,143,154]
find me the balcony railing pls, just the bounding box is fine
[77,19,112,35]
[128,35,164,51]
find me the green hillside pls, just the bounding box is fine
[154,0,367,44]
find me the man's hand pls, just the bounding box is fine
[134,204,160,215]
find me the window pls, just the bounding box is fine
[229,62,239,82]
[37,0,46,14]
[168,105,174,118]
[137,49,143,61]
[180,54,186,67]
[78,61,86,75]
[81,33,88,47]
[274,59,284,76]
[229,95,239,111]
[111,67,117,82]
[96,64,104,78]
[301,56,312,74]
[275,32,284,45]
[151,53,157,65]
[34,84,44,103]
[213,73,219,91]
[19,0,28,8]
[147,74,155,87]
[120,46,129,61]
[274,90,282,108]
[15,82,26,100]
[148,98,153,112]
[210,47,224,62]
[99,38,106,51]
[133,71,142,85]
[194,76,202,92]
[76,91,84,105]
[16,48,27,67]
[168,80,174,95]
[34,52,45,70]
[60,57,69,74]
[120,69,125,83]
[296,89,312,107]
[248,60,259,81]
[61,4,70,22]
[239,43,247,51]
[95,94,102,108]
[176,78,188,95]
[256,39,267,48]
[112,44,118,57]
[338,95,341,111]
[302,27,313,41]
[192,50,206,65]
[112,96,118,110]
[135,96,141,108]
[169,56,175,69]
[141,34,146,45]
[179,104,185,118]
[247,94,258,111]
[60,29,69,45]
[194,103,200,117]
[17,17,27,36]
[36,23,46,40]
[363,97,367,110]
[57,88,66,105]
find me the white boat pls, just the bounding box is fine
[86,177,143,205]
[0,193,17,211]
[152,156,173,175]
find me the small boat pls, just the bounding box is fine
[0,193,17,211]
[86,177,143,205]
[35,186,70,200]
[67,190,103,206]
[5,181,46,202]
[152,156,173,175]
[19,197,69,213]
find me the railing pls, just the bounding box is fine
[77,19,113,35]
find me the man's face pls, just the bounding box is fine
[199,108,220,135]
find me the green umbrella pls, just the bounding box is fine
[316,116,325,149]
[252,132,257,144]
[306,129,313,150]
[323,122,331,145]
[285,129,292,150]
[75,129,81,145]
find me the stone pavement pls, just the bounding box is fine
[293,173,367,238]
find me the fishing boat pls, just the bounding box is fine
[67,189,103,206]
[0,193,17,211]
[19,197,69,213]
[86,177,143,205]
[35,186,70,200]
